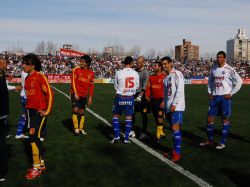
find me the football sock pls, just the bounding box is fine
[31,142,40,169]
[207,123,214,142]
[79,115,85,130]
[221,123,230,145]
[112,117,120,139]
[16,115,26,136]
[156,126,164,139]
[72,114,79,129]
[172,130,181,154]
[125,119,133,141]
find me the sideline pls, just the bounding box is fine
[52,85,213,187]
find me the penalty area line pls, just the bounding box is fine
[52,86,213,187]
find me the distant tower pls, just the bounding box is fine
[175,39,199,61]
[227,28,250,62]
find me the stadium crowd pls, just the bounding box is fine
[2,54,250,79]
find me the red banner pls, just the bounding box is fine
[60,48,86,57]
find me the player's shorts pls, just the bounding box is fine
[112,95,134,116]
[134,93,151,113]
[150,98,164,122]
[208,95,231,118]
[165,111,183,125]
[26,109,47,140]
[71,94,87,109]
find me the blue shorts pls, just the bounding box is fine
[208,95,231,118]
[112,95,134,116]
[165,111,183,125]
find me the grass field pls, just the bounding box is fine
[2,84,250,187]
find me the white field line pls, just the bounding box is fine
[52,86,213,187]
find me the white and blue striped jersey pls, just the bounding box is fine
[163,68,185,112]
[114,68,140,96]
[208,63,242,96]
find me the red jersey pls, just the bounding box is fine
[25,71,54,115]
[70,67,94,97]
[146,73,166,99]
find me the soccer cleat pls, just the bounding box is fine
[40,165,46,172]
[79,129,87,135]
[0,178,6,182]
[74,129,80,136]
[15,134,29,139]
[171,151,181,162]
[40,138,45,142]
[124,140,130,144]
[25,168,41,180]
[139,132,147,140]
[199,140,214,147]
[129,131,136,138]
[110,137,120,144]
[216,144,226,150]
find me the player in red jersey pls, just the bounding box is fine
[22,53,54,179]
[145,61,166,141]
[70,55,94,135]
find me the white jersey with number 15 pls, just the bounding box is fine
[114,68,140,96]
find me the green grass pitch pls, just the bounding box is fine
[3,84,250,187]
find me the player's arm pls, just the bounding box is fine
[172,73,183,112]
[88,72,95,106]
[145,78,151,101]
[40,74,54,116]
[71,68,79,99]
[207,70,214,99]
[230,70,243,96]
[141,70,150,96]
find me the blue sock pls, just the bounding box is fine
[16,115,26,136]
[125,119,132,141]
[221,123,230,145]
[207,123,214,142]
[172,130,181,154]
[112,117,120,139]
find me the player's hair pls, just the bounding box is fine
[23,53,42,71]
[217,51,226,58]
[80,55,92,67]
[160,56,172,63]
[123,56,133,65]
[154,60,163,67]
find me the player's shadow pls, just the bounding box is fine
[62,118,75,134]
[95,123,114,141]
[219,168,250,187]
[198,127,250,143]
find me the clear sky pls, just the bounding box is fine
[0,0,249,56]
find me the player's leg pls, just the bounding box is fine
[111,96,122,143]
[16,97,28,139]
[78,97,87,135]
[216,97,232,149]
[139,96,149,139]
[71,94,80,135]
[170,111,183,162]
[200,97,218,146]
[124,97,134,143]
[25,109,43,179]
[0,118,8,181]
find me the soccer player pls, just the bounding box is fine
[162,57,185,162]
[111,56,139,144]
[70,55,94,135]
[23,53,54,179]
[0,58,9,182]
[145,61,166,141]
[133,56,150,140]
[200,51,242,150]
[15,70,29,139]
